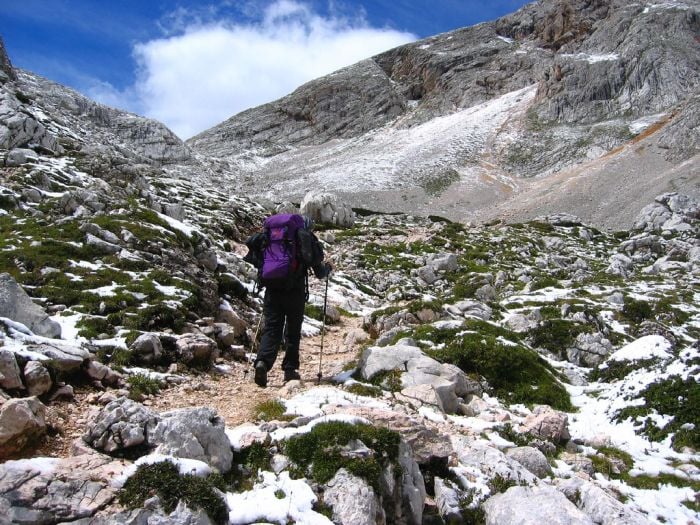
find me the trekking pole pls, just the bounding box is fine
[245,313,264,379]
[317,273,329,384]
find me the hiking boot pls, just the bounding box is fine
[283,369,301,382]
[254,361,267,387]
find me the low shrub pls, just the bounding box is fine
[284,421,400,491]
[119,461,228,524]
[615,376,700,451]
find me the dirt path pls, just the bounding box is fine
[37,315,364,459]
[147,316,363,425]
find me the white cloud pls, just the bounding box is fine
[104,1,416,140]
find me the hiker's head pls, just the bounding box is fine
[302,215,314,231]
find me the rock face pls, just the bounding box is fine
[187,0,700,228]
[0,273,61,338]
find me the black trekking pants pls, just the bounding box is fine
[256,286,305,372]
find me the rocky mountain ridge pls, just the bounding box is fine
[187,0,699,229]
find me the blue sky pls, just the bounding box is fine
[1,1,531,138]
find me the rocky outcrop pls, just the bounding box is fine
[0,397,47,458]
[188,58,405,157]
[0,37,16,82]
[634,193,700,233]
[147,407,233,473]
[521,406,571,443]
[16,71,192,165]
[483,485,594,525]
[83,397,158,453]
[300,191,356,227]
[0,273,61,338]
[324,469,385,525]
[0,454,122,524]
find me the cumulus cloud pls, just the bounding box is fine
[96,1,416,139]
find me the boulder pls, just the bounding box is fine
[358,344,424,381]
[324,469,384,525]
[558,477,654,525]
[566,333,613,367]
[147,407,233,473]
[85,233,121,255]
[452,439,536,487]
[0,397,47,458]
[0,349,23,390]
[322,405,453,465]
[25,342,89,372]
[130,333,163,364]
[521,406,571,443]
[606,253,633,278]
[300,191,355,227]
[83,397,159,453]
[426,253,459,273]
[634,193,700,232]
[85,360,122,387]
[23,360,52,397]
[4,148,38,167]
[175,333,219,366]
[444,300,493,320]
[505,446,552,478]
[0,273,61,338]
[505,310,542,333]
[396,439,426,525]
[483,485,595,525]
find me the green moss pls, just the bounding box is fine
[588,359,659,383]
[284,421,400,491]
[589,447,634,479]
[615,376,700,451]
[127,373,161,400]
[530,275,559,291]
[423,321,572,410]
[620,297,653,324]
[76,315,116,339]
[346,383,383,398]
[488,474,523,494]
[420,168,460,196]
[304,304,337,325]
[528,320,591,359]
[493,423,536,448]
[118,461,228,524]
[127,303,187,332]
[367,369,403,392]
[253,399,291,421]
[229,442,271,491]
[625,473,700,491]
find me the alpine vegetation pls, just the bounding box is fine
[0,1,699,524]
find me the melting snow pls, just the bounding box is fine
[607,335,672,362]
[562,52,620,64]
[226,471,331,525]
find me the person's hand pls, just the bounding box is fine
[323,262,332,277]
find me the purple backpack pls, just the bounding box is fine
[260,213,305,286]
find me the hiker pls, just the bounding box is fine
[244,213,331,387]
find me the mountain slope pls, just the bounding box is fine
[187,0,700,229]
